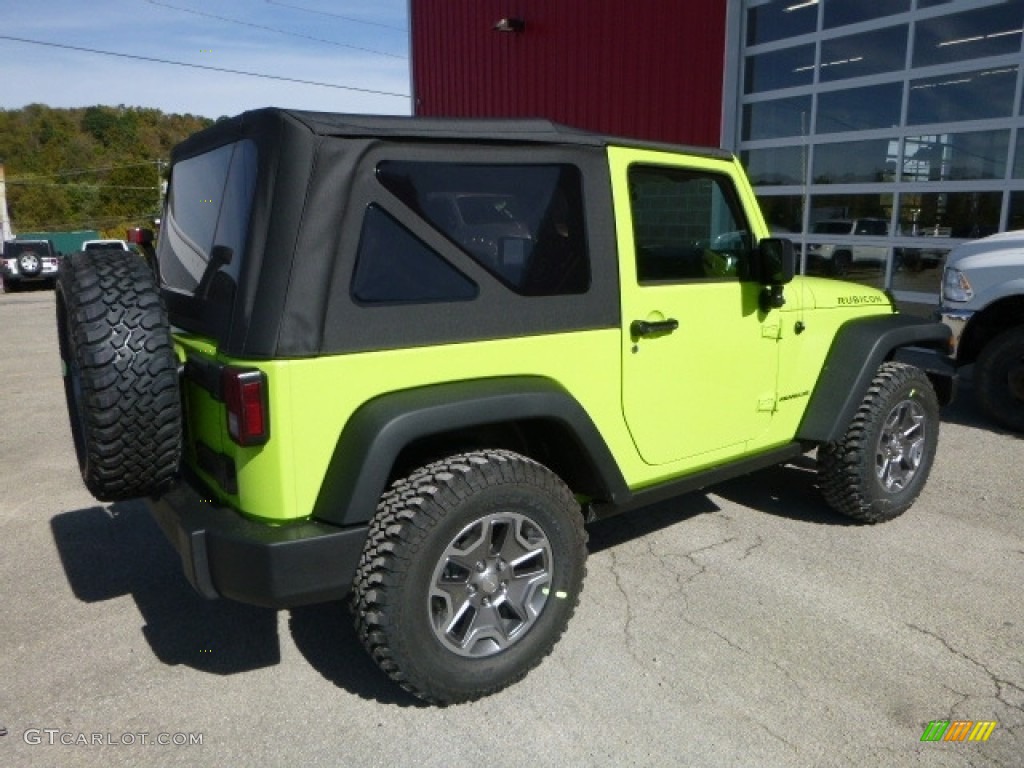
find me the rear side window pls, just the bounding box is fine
[352,205,478,304]
[159,139,257,299]
[377,161,589,296]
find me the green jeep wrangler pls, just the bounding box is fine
[56,109,955,705]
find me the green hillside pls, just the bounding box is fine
[0,104,213,238]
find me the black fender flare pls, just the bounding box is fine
[311,376,629,526]
[797,314,953,444]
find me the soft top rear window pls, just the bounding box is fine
[158,139,257,309]
[377,161,590,296]
[5,242,51,256]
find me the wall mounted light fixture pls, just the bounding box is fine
[493,17,526,33]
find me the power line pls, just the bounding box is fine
[14,213,159,231]
[265,0,407,32]
[5,161,162,182]
[0,36,411,99]
[6,181,157,190]
[145,0,405,60]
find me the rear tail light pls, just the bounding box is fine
[127,227,154,245]
[222,367,269,446]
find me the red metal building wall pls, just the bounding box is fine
[411,0,728,147]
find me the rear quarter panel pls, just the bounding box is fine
[180,331,635,523]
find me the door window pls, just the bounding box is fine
[628,166,752,282]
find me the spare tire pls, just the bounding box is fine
[56,250,182,501]
[18,251,42,277]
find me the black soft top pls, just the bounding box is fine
[171,107,731,163]
[164,108,728,357]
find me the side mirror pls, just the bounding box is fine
[758,237,795,285]
[757,237,795,312]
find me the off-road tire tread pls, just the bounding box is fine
[817,362,938,523]
[57,250,181,501]
[974,325,1024,433]
[351,449,586,705]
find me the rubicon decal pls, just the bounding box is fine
[920,720,997,742]
[837,295,888,305]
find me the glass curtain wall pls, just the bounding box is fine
[737,0,1024,304]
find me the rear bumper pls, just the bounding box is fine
[2,269,57,283]
[149,477,368,608]
[2,258,60,281]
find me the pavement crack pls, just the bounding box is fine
[747,715,800,753]
[691,624,809,698]
[940,684,970,722]
[685,536,739,559]
[740,535,764,560]
[677,535,738,585]
[608,549,641,664]
[907,623,1024,715]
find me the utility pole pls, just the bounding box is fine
[156,159,166,221]
[0,163,14,242]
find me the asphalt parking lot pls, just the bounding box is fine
[1,287,1021,767]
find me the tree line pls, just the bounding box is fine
[0,104,213,238]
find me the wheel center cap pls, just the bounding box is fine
[477,572,500,595]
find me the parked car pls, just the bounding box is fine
[938,229,1024,431]
[1,239,61,291]
[805,218,890,276]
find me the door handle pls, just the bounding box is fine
[630,318,679,338]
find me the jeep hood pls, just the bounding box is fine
[793,277,892,310]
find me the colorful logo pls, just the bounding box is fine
[920,720,997,742]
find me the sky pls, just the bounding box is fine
[0,0,412,118]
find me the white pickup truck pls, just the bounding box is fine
[938,230,1024,432]
[81,239,133,253]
